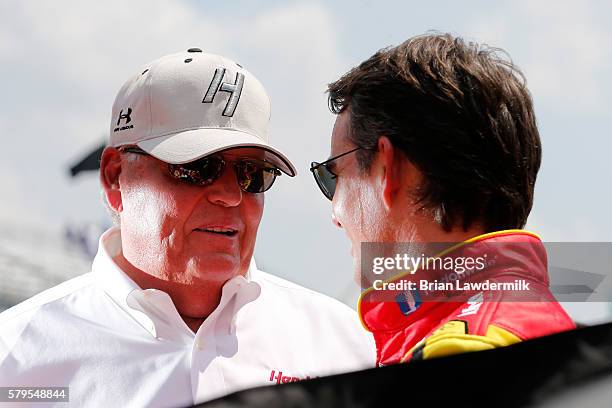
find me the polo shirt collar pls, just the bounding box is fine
[92,227,261,343]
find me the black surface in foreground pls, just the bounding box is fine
[196,322,612,408]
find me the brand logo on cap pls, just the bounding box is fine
[202,68,244,117]
[114,108,134,133]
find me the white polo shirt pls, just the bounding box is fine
[0,228,375,407]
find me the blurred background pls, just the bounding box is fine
[1,0,611,323]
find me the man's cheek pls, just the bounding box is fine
[240,200,264,257]
[244,197,264,226]
[141,193,184,244]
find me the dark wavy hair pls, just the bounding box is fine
[327,33,541,232]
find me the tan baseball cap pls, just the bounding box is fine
[109,48,296,176]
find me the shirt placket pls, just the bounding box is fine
[190,277,260,403]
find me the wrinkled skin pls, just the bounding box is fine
[101,147,266,330]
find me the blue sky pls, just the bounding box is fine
[1,0,610,319]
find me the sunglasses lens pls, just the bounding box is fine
[311,163,336,200]
[168,156,279,193]
[168,156,224,185]
[236,160,280,193]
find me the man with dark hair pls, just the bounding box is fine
[311,33,575,366]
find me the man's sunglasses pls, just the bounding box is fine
[119,146,281,194]
[310,147,363,200]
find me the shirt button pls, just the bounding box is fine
[196,341,204,351]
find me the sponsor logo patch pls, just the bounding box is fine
[268,370,314,384]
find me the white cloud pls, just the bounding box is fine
[0,164,47,226]
[526,216,599,241]
[0,1,226,91]
[244,3,345,88]
[0,0,344,164]
[468,0,611,114]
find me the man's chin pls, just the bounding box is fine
[187,254,242,281]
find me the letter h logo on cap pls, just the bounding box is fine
[202,68,245,117]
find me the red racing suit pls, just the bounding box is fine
[358,230,576,366]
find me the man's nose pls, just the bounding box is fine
[205,165,243,207]
[331,207,342,228]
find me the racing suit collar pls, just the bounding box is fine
[358,229,548,333]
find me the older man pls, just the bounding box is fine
[310,34,575,366]
[0,49,374,406]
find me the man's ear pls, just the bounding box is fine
[377,136,401,211]
[100,147,123,213]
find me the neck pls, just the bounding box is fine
[393,213,486,244]
[182,316,207,333]
[113,252,225,333]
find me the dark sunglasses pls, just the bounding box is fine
[310,147,363,200]
[119,146,281,193]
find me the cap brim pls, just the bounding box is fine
[137,129,297,176]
